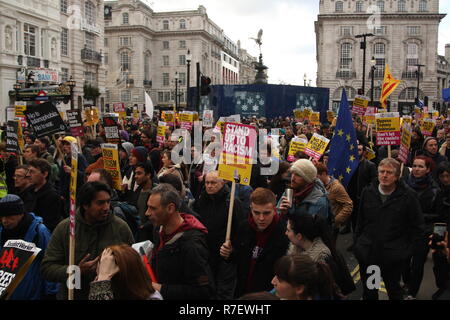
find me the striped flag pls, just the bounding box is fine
[379,64,401,109]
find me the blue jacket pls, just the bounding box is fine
[0,213,60,300]
[278,179,332,222]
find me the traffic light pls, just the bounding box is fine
[424,96,429,107]
[200,76,211,96]
[357,88,363,95]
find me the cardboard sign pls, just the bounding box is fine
[310,112,320,125]
[363,107,377,125]
[103,114,120,144]
[402,116,412,126]
[132,107,139,120]
[163,111,175,127]
[365,147,376,161]
[214,115,241,134]
[304,133,330,160]
[287,137,308,162]
[432,111,439,120]
[218,123,257,186]
[66,110,84,137]
[24,102,67,137]
[420,118,436,137]
[294,109,303,121]
[352,95,369,116]
[101,144,122,190]
[6,121,19,154]
[14,103,27,127]
[157,121,167,146]
[0,240,41,299]
[414,107,422,121]
[303,108,312,120]
[69,143,78,237]
[113,103,126,119]
[398,123,412,164]
[84,107,93,126]
[202,110,214,127]
[375,112,400,146]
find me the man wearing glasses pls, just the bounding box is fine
[354,158,424,300]
[13,164,35,212]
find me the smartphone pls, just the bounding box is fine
[431,223,447,250]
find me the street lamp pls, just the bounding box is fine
[355,33,375,95]
[66,76,76,110]
[186,49,192,110]
[369,56,376,106]
[415,64,425,107]
[303,73,307,86]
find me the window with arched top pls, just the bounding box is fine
[122,13,129,24]
[335,1,343,12]
[180,19,186,29]
[419,0,427,12]
[399,87,423,100]
[356,1,363,12]
[163,20,169,30]
[85,1,96,25]
[377,1,385,12]
[398,0,406,12]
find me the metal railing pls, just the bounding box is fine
[336,70,356,79]
[81,48,102,64]
[27,57,40,67]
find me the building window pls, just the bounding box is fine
[407,26,421,36]
[407,43,419,56]
[85,32,95,50]
[122,13,129,25]
[144,54,150,81]
[398,0,406,12]
[163,73,169,86]
[374,26,387,35]
[335,1,343,12]
[374,43,385,55]
[61,28,68,56]
[399,88,418,100]
[377,1,385,12]
[163,41,169,50]
[24,24,36,56]
[121,90,131,102]
[158,92,164,102]
[120,37,131,47]
[84,71,96,86]
[419,0,427,12]
[60,68,69,82]
[341,26,353,36]
[179,40,186,49]
[121,52,130,72]
[340,43,353,71]
[163,55,169,66]
[179,72,186,85]
[356,1,363,12]
[163,20,169,30]
[60,0,68,13]
[179,19,186,29]
[164,92,170,102]
[103,53,108,64]
[179,55,186,66]
[85,1,96,25]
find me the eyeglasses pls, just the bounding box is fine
[13,174,31,179]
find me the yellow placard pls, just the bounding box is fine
[85,107,93,126]
[17,121,24,153]
[365,148,376,161]
[101,144,122,190]
[69,143,78,204]
[132,108,139,120]
[92,107,99,125]
[163,111,175,125]
[304,133,330,160]
[310,112,320,125]
[402,116,412,126]
[179,112,194,123]
[294,109,303,120]
[303,108,312,119]
[15,104,26,117]
[157,121,167,145]
[420,119,435,136]
[376,116,400,132]
[353,95,369,109]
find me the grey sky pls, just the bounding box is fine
[150,0,449,87]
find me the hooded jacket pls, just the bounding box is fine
[32,182,63,231]
[40,208,134,300]
[0,213,59,300]
[151,213,215,300]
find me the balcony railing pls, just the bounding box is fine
[402,71,423,79]
[336,70,356,79]
[143,80,152,87]
[27,57,41,68]
[81,48,102,65]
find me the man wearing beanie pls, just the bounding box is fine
[421,137,447,169]
[0,195,59,300]
[278,159,331,222]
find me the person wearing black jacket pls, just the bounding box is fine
[354,158,425,300]
[193,171,245,299]
[13,165,36,213]
[220,188,289,298]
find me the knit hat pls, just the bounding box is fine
[423,136,438,150]
[121,142,135,157]
[0,195,25,217]
[290,159,317,183]
[132,146,148,163]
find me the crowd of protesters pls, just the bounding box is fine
[0,110,449,301]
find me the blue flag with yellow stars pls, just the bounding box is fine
[327,89,359,187]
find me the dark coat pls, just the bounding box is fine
[347,159,377,205]
[232,218,289,298]
[16,185,37,213]
[32,182,64,232]
[354,181,425,266]
[406,175,440,228]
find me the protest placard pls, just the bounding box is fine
[101,144,122,190]
[84,107,93,126]
[218,122,257,186]
[14,103,27,127]
[363,107,377,125]
[66,110,84,137]
[303,108,312,121]
[352,95,369,116]
[202,110,214,127]
[414,107,422,121]
[310,112,320,125]
[24,102,66,137]
[103,114,120,144]
[179,112,195,130]
[402,116,412,126]
[294,109,303,121]
[113,103,126,119]
[420,118,436,137]
[163,111,175,127]
[214,115,241,134]
[6,121,19,154]
[91,107,100,125]
[304,133,330,160]
[157,121,167,146]
[287,137,309,162]
[0,240,41,299]
[398,123,412,164]
[375,112,401,146]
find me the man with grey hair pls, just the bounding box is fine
[354,158,425,300]
[146,183,215,300]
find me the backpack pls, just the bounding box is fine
[111,201,140,238]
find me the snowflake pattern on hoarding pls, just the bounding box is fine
[235,91,265,117]
[296,93,319,110]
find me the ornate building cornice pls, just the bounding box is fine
[317,13,446,21]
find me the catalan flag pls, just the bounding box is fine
[380,64,401,109]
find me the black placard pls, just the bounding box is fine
[103,114,120,144]
[66,109,84,137]
[24,102,67,137]
[6,121,19,154]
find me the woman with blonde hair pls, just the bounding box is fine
[89,244,162,300]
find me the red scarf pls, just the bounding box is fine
[293,182,315,205]
[246,212,280,292]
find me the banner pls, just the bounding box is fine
[66,110,84,137]
[101,144,122,190]
[202,110,214,127]
[218,123,257,186]
[310,112,320,125]
[103,114,120,144]
[6,121,19,154]
[398,123,412,164]
[69,143,78,237]
[157,121,167,146]
[420,118,436,137]
[162,111,175,127]
[24,102,67,138]
[113,103,126,119]
[375,112,401,146]
[304,133,330,160]
[352,95,369,116]
[287,137,308,162]
[0,240,41,299]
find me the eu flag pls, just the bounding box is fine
[327,89,359,187]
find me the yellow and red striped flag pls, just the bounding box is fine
[380,64,401,109]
